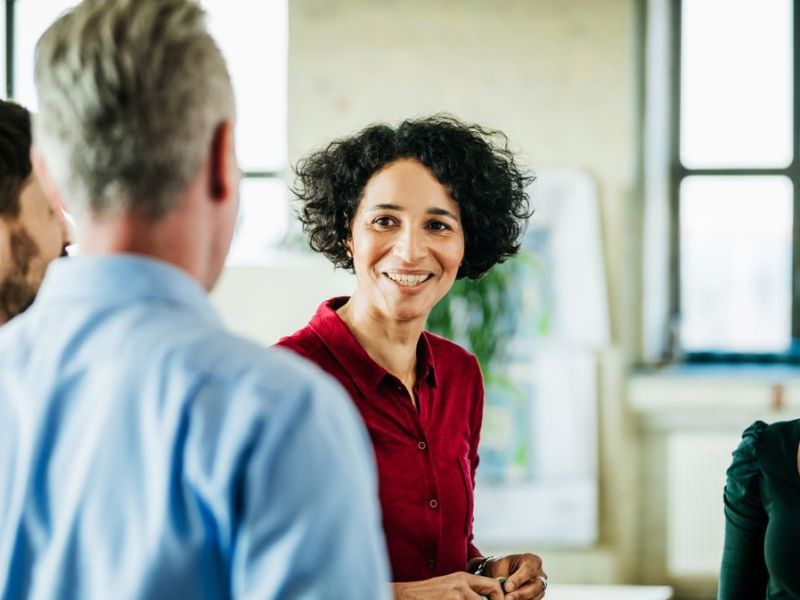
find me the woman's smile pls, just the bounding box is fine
[383,270,434,288]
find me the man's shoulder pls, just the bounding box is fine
[0,311,36,366]
[181,330,365,459]
[173,325,340,400]
[0,303,341,406]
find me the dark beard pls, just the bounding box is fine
[0,227,40,324]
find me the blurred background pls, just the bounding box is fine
[4,1,797,598]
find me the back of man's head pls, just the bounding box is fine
[33,0,235,221]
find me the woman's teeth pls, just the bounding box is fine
[386,273,430,286]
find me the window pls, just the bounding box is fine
[671,0,798,360]
[1,0,288,263]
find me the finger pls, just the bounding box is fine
[506,571,548,600]
[502,555,543,594]
[454,583,485,600]
[466,574,505,600]
[504,580,540,600]
[533,573,548,597]
[535,572,548,596]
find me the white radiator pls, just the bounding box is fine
[666,433,741,577]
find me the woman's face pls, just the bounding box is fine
[347,158,465,324]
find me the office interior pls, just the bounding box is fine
[3,1,794,599]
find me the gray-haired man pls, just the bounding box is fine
[0,1,390,598]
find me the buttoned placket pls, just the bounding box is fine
[387,374,441,572]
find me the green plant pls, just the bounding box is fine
[427,250,544,373]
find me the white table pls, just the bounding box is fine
[544,584,674,600]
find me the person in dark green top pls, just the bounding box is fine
[719,419,800,599]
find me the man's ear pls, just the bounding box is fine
[209,120,238,203]
[30,146,67,213]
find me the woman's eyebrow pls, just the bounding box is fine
[427,207,459,220]
[366,203,459,221]
[366,203,402,211]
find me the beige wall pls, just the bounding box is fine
[284,0,641,584]
[289,0,638,352]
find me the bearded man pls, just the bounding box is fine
[0,99,71,325]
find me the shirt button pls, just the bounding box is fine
[417,441,427,450]
[429,499,439,509]
[427,559,436,569]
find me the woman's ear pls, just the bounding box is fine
[209,120,239,203]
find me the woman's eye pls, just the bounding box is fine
[373,216,395,227]
[427,220,450,231]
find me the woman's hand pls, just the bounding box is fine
[393,572,506,599]
[482,553,547,600]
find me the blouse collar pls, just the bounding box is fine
[308,297,438,397]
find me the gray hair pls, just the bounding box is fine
[33,0,235,219]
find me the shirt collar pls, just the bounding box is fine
[309,297,438,396]
[35,254,221,326]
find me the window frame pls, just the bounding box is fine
[2,0,288,259]
[668,0,800,363]
[4,0,13,98]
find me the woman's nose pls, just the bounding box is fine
[393,227,427,262]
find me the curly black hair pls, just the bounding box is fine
[0,100,32,219]
[293,114,534,279]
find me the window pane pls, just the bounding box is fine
[1,3,6,96]
[680,0,792,168]
[227,177,289,264]
[202,0,287,173]
[14,0,77,107]
[680,176,792,352]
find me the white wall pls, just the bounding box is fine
[211,255,355,346]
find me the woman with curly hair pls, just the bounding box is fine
[278,115,548,600]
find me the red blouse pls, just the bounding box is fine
[277,297,484,582]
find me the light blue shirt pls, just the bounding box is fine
[0,255,390,600]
